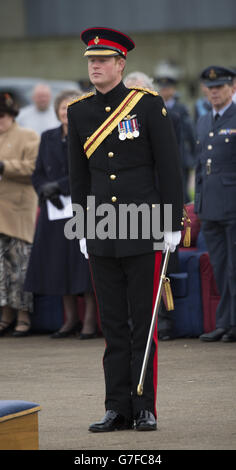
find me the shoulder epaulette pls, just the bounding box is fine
[129,86,159,96]
[68,92,95,106]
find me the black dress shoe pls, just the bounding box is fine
[12,321,31,337]
[79,331,97,340]
[0,320,15,337]
[199,328,226,342]
[222,327,236,342]
[158,329,174,341]
[89,410,133,433]
[51,322,82,338]
[135,410,157,431]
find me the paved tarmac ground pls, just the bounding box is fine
[0,333,236,451]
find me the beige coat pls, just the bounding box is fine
[0,122,40,243]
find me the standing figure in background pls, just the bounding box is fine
[195,66,236,343]
[0,92,39,336]
[24,90,98,339]
[194,82,212,122]
[17,83,60,135]
[155,75,196,203]
[124,71,182,340]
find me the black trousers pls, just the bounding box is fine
[89,251,162,419]
[202,219,236,329]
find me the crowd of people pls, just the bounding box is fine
[0,84,98,339]
[0,57,236,346]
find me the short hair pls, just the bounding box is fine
[124,71,155,90]
[54,89,82,118]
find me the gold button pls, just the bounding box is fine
[110,174,116,180]
[111,196,117,202]
[225,138,229,143]
[209,132,214,137]
[108,152,114,158]
[152,204,156,208]
[105,106,111,112]
[207,145,212,150]
[86,206,90,211]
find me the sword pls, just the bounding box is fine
[137,248,171,396]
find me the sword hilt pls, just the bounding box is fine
[137,383,143,396]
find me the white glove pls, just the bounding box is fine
[79,237,88,259]
[163,231,181,253]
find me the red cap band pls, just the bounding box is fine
[88,38,127,56]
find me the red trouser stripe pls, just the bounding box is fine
[152,251,162,417]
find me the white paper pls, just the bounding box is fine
[47,195,73,220]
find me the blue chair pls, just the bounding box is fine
[169,230,207,338]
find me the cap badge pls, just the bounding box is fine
[209,68,217,80]
[94,36,100,44]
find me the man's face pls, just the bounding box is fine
[159,86,176,102]
[88,56,125,91]
[33,87,51,111]
[207,84,233,111]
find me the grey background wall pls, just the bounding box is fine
[1,0,235,104]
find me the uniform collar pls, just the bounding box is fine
[212,100,232,117]
[165,97,176,109]
[95,81,128,103]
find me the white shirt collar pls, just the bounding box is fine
[212,101,232,117]
[165,97,175,109]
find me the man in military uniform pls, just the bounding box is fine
[195,65,236,342]
[155,75,196,203]
[67,27,183,432]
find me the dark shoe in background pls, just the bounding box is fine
[222,327,236,342]
[199,328,226,342]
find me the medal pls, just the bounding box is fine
[219,129,236,135]
[118,121,126,140]
[118,115,140,140]
[124,119,133,139]
[131,117,139,137]
[126,132,134,139]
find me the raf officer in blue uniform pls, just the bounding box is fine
[195,65,236,342]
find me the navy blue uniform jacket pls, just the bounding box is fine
[195,102,236,221]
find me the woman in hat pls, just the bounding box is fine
[0,92,40,336]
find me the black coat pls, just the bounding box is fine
[68,82,184,257]
[24,126,91,295]
[195,102,236,221]
[169,99,196,170]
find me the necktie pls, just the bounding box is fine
[214,113,220,121]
